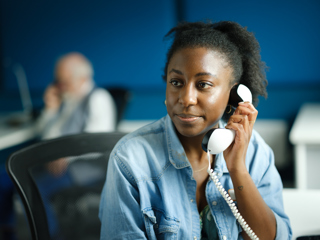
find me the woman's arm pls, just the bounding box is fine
[224,102,277,240]
[99,153,147,240]
[229,169,276,239]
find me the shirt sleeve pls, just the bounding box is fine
[99,151,147,240]
[85,89,117,133]
[250,137,292,240]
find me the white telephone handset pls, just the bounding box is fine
[202,84,259,240]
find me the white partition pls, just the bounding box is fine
[283,188,320,239]
[290,104,320,189]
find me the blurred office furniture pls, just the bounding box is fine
[0,61,37,151]
[254,120,290,170]
[108,88,131,128]
[289,104,320,189]
[0,113,36,151]
[0,88,130,152]
[6,132,126,240]
[283,188,320,239]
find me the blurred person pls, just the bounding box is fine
[36,52,117,175]
[34,52,117,236]
[36,52,116,140]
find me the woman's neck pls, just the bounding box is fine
[177,132,207,163]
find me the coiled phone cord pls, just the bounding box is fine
[206,151,259,240]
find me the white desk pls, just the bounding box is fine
[289,103,320,189]
[0,113,36,151]
[283,188,320,239]
[0,118,155,151]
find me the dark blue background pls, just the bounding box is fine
[1,0,320,123]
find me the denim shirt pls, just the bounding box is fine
[99,115,292,240]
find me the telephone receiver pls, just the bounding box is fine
[202,84,252,154]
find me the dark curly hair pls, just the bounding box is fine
[163,21,268,106]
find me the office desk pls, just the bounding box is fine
[0,113,36,151]
[289,103,320,189]
[283,188,320,239]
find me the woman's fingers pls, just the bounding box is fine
[235,102,257,118]
[226,102,258,142]
[227,114,249,135]
[234,102,258,128]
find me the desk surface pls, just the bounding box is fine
[283,188,320,239]
[0,112,36,151]
[289,103,320,144]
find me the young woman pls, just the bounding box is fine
[99,21,291,240]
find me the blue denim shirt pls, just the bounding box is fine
[99,115,292,240]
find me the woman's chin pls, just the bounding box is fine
[174,125,207,139]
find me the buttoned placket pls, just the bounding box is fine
[206,162,232,240]
[186,166,201,240]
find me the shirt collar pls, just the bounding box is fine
[165,114,229,175]
[165,115,190,169]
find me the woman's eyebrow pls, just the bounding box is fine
[195,72,215,77]
[169,69,216,78]
[169,68,183,75]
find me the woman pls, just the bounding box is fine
[99,21,291,240]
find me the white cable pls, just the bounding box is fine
[207,150,259,240]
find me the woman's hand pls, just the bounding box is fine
[223,102,258,173]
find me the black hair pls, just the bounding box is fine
[163,21,268,106]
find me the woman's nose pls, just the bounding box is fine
[178,85,197,107]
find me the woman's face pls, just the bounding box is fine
[166,47,234,138]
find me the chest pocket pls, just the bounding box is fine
[143,208,180,240]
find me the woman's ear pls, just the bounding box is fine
[230,82,238,90]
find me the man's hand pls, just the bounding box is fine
[47,158,68,177]
[43,84,61,111]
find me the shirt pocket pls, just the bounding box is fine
[143,208,180,240]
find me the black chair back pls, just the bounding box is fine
[108,88,131,127]
[6,132,126,240]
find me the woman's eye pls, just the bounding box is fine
[170,80,183,87]
[198,82,212,89]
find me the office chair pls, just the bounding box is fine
[6,132,127,240]
[297,236,320,240]
[108,88,131,127]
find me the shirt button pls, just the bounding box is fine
[222,235,227,240]
[194,236,197,240]
[207,212,212,221]
[212,201,217,206]
[190,199,194,203]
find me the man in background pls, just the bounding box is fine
[37,52,116,139]
[35,52,116,175]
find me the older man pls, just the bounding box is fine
[35,52,117,176]
[36,52,116,139]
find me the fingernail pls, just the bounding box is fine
[239,101,249,105]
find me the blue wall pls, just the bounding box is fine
[1,0,320,123]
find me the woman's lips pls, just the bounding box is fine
[176,114,200,123]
